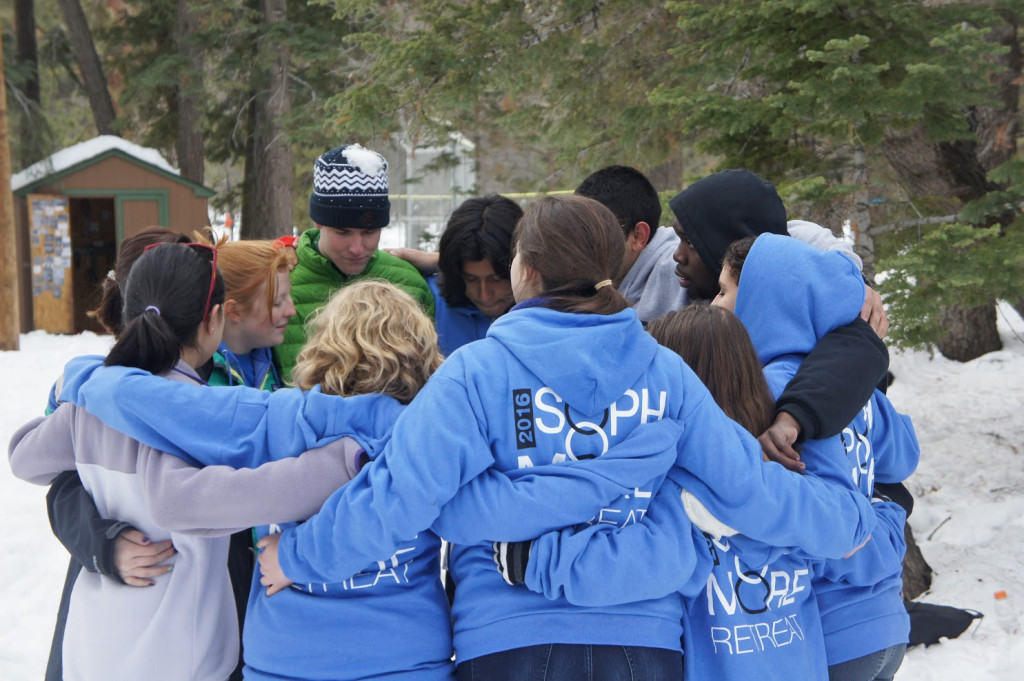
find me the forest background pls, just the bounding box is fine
[3,0,1023,362]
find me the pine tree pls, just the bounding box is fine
[653,0,1022,360]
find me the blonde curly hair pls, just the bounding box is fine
[291,280,443,403]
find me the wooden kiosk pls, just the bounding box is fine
[10,136,214,334]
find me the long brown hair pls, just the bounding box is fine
[513,194,629,315]
[648,305,774,435]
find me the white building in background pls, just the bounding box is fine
[383,133,477,250]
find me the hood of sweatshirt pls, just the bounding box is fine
[735,233,865,366]
[486,306,659,415]
[668,169,788,275]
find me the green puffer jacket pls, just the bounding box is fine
[273,228,435,382]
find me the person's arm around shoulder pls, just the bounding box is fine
[263,370,498,589]
[816,499,906,586]
[762,318,889,469]
[669,387,875,560]
[138,436,366,536]
[522,477,707,605]
[433,418,681,542]
[8,409,76,485]
[387,248,439,277]
[787,219,862,269]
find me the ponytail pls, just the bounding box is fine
[88,228,189,336]
[105,243,224,374]
[514,195,629,315]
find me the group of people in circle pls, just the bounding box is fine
[9,143,918,681]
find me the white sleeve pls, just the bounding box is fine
[787,219,862,270]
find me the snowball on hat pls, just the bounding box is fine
[309,143,390,230]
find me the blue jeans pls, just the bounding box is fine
[456,644,683,681]
[828,644,907,681]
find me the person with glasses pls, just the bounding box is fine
[40,228,188,681]
[9,243,361,681]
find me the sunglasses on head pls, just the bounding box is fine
[143,242,219,322]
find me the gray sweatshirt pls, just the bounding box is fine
[618,226,691,323]
[8,361,363,681]
[619,222,860,325]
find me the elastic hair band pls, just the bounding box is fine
[144,305,161,316]
[594,279,613,290]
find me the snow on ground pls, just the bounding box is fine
[2,306,1023,680]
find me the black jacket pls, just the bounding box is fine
[776,318,890,440]
[668,170,890,438]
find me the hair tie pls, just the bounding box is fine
[106,270,117,282]
[144,305,161,316]
[594,279,613,290]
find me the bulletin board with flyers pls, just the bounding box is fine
[28,194,74,334]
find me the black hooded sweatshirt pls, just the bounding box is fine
[669,169,888,440]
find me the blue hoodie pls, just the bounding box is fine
[271,305,874,663]
[241,394,454,681]
[54,358,680,521]
[736,234,920,665]
[512,245,874,681]
[428,275,494,356]
[520,442,854,681]
[57,356,403,468]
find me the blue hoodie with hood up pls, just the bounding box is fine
[736,234,920,666]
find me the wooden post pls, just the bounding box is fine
[1,28,22,351]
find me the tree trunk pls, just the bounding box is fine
[241,96,259,236]
[902,523,933,601]
[14,0,43,167]
[174,0,205,185]
[1,30,23,349]
[935,301,1002,362]
[849,144,875,277]
[242,0,294,239]
[14,0,39,104]
[56,0,117,135]
[974,6,1020,174]
[882,125,1004,362]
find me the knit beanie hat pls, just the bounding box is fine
[309,144,391,229]
[668,169,788,275]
